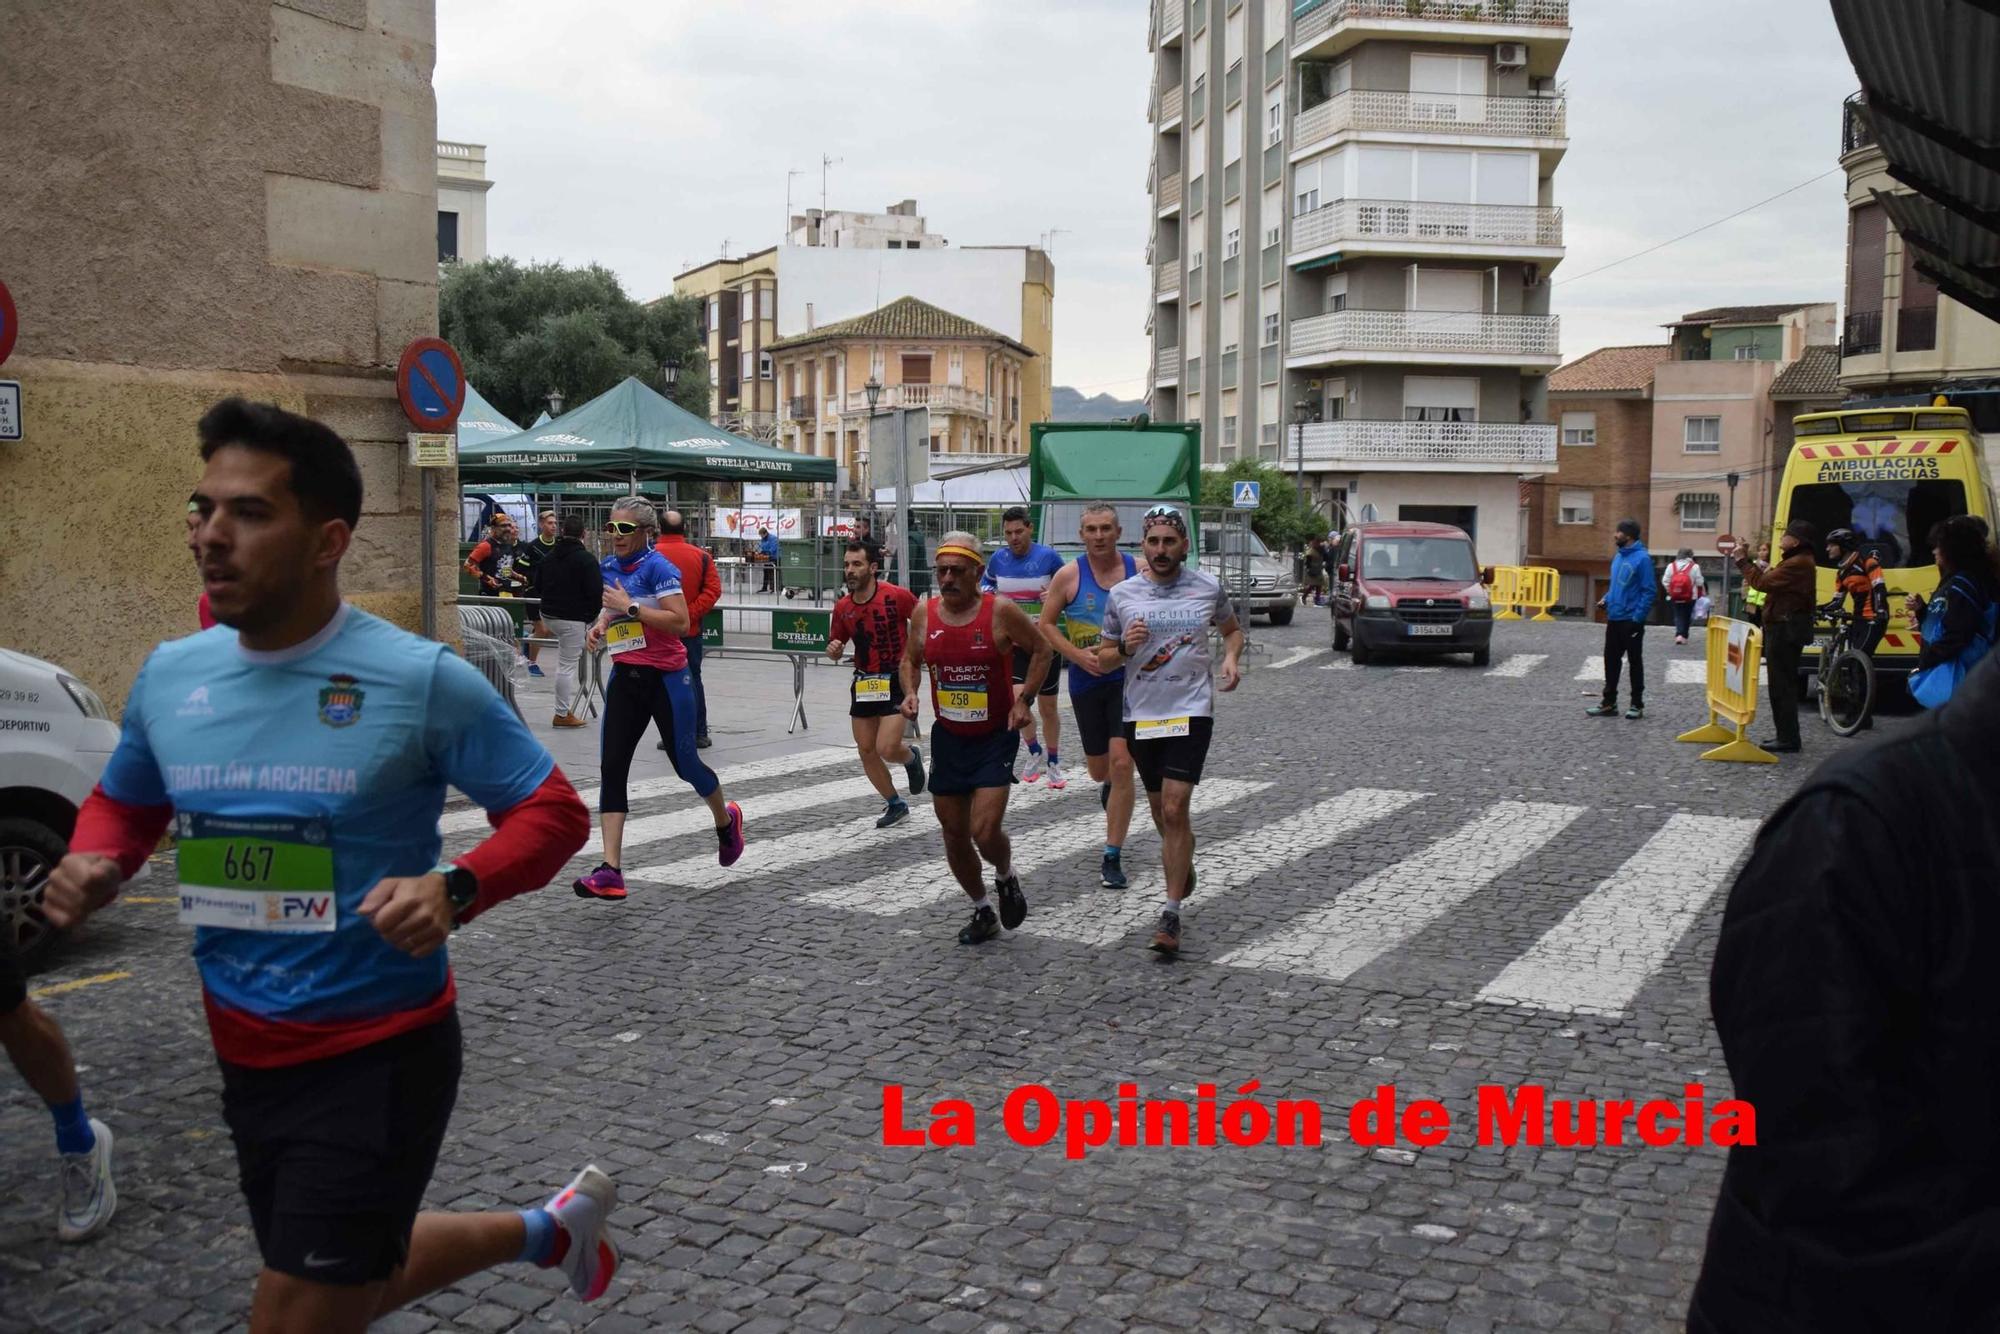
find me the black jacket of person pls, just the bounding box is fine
[535,537,602,624]
[1688,651,2000,1332]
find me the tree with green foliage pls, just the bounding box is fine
[1198,460,1328,552]
[439,258,708,427]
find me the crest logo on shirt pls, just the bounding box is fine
[176,685,214,718]
[317,674,365,728]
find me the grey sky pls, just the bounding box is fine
[437,0,1857,402]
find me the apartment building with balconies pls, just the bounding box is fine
[1146,0,1571,566]
[671,247,780,441]
[1838,91,2000,406]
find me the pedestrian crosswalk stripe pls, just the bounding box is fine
[802,779,1271,916]
[1486,654,1546,678]
[1317,657,1355,670]
[1474,813,1759,1015]
[627,781,1064,890]
[1216,801,1585,980]
[1264,646,1328,671]
[1024,787,1427,948]
[1572,656,1706,685]
[439,746,854,835]
[589,772,892,861]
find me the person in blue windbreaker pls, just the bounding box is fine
[1588,518,1656,720]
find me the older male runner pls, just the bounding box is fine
[900,531,1051,944]
[1038,503,1139,888]
[1097,505,1243,955]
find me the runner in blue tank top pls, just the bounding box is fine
[982,506,1070,786]
[46,399,623,1326]
[1036,503,1140,888]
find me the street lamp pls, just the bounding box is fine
[546,388,565,417]
[1292,399,1311,509]
[661,356,680,390]
[862,377,905,587]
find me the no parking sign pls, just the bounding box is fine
[395,337,467,432]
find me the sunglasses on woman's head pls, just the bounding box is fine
[604,520,642,535]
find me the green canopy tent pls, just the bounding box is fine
[457,376,835,486]
[454,382,526,446]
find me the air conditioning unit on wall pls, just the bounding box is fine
[1495,43,1528,69]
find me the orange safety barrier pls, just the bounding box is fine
[1676,617,1777,764]
[1489,566,1524,620]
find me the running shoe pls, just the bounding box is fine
[696,734,713,749]
[904,746,927,796]
[573,864,627,900]
[1046,760,1067,791]
[1625,705,1645,720]
[1022,749,1045,783]
[958,904,1000,945]
[1151,909,1182,956]
[1100,853,1127,889]
[717,801,745,867]
[56,1119,115,1243]
[877,798,909,829]
[1583,704,1620,718]
[544,1165,620,1302]
[527,663,545,677]
[996,873,1028,930]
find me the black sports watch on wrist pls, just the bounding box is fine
[433,862,479,923]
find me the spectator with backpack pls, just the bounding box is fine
[1904,515,2000,711]
[1663,547,1706,645]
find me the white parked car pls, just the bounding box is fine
[0,648,120,970]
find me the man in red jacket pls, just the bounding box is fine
[655,509,723,748]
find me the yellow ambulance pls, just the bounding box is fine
[1776,403,1997,673]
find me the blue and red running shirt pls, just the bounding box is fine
[72,604,587,1068]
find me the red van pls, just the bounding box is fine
[1328,521,1494,665]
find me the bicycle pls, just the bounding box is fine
[1814,603,1877,738]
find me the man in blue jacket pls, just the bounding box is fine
[1589,518,1655,719]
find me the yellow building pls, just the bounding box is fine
[768,297,1036,481]
[668,248,780,440]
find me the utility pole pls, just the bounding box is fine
[1724,471,1740,614]
[821,153,842,220]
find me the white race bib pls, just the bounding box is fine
[1134,716,1192,739]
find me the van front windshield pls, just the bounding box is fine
[1359,537,1478,582]
[1785,479,1968,569]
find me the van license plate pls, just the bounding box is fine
[1405,623,1453,637]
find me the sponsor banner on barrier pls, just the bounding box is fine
[1725,619,1750,698]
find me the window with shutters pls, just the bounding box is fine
[1846,202,1886,354]
[1262,311,1280,345]
[901,354,932,386]
[1558,490,1593,525]
[1678,493,1720,531]
[1560,412,1596,446]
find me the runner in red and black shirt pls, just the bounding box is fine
[898,531,1050,944]
[828,539,927,828]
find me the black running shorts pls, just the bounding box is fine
[1010,647,1060,697]
[1123,716,1216,792]
[1069,682,1124,759]
[220,1014,462,1286]
[928,726,1022,796]
[849,673,907,720]
[0,931,25,1015]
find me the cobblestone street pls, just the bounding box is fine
[2,617,1875,1332]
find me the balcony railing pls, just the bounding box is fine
[1294,89,1567,153]
[1160,85,1184,125]
[1294,419,1558,468]
[1841,91,1875,156]
[1896,305,1937,353]
[1156,346,1182,383]
[1288,309,1561,361]
[1843,309,1883,357]
[1159,0,1184,42]
[1159,171,1184,211]
[1156,259,1182,296]
[1291,198,1564,254]
[843,384,993,415]
[1295,0,1569,48]
[787,395,815,421]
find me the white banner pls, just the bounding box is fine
[1724,619,1750,698]
[711,505,805,540]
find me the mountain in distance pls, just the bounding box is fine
[1050,385,1146,422]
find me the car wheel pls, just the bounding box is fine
[1267,606,1294,627]
[1351,637,1374,665]
[1471,647,1491,668]
[0,816,70,975]
[1333,617,1350,651]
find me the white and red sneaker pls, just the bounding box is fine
[1046,759,1067,790]
[546,1165,620,1302]
[1021,749,1046,783]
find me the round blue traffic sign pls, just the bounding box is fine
[396,337,466,430]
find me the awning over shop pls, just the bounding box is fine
[457,376,836,484]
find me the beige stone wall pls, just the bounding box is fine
[0,0,451,709]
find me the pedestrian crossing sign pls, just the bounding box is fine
[1232,481,1261,509]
